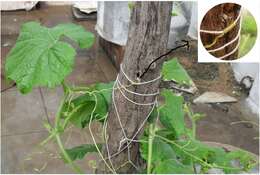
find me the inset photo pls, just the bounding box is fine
[199,3,257,61]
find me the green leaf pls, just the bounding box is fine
[53,23,95,49]
[147,106,158,123]
[162,58,192,86]
[155,129,177,141]
[62,144,102,163]
[5,22,94,94]
[140,136,176,164]
[207,147,230,171]
[61,92,93,127]
[153,159,193,174]
[241,13,257,35]
[169,139,249,173]
[61,82,114,128]
[128,2,135,10]
[239,34,256,57]
[238,12,257,58]
[171,11,178,16]
[170,139,204,164]
[95,81,114,105]
[62,92,108,128]
[68,101,95,128]
[93,93,109,121]
[170,139,220,165]
[159,89,185,136]
[226,150,258,172]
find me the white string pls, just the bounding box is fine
[112,74,157,140]
[120,64,161,85]
[104,118,117,172]
[200,8,242,34]
[207,26,241,53]
[110,99,159,169]
[104,70,159,166]
[217,13,242,60]
[113,98,157,170]
[88,94,116,174]
[118,137,128,152]
[106,95,157,160]
[103,79,128,172]
[218,36,241,60]
[116,80,156,106]
[117,78,159,96]
[127,145,139,170]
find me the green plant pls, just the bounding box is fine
[5,22,258,174]
[5,22,94,94]
[239,10,257,57]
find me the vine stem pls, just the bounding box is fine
[55,135,83,173]
[62,104,84,130]
[192,120,196,139]
[53,83,84,174]
[147,123,154,174]
[185,104,196,139]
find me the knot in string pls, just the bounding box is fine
[120,64,162,85]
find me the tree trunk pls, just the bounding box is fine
[200,3,241,60]
[97,2,172,173]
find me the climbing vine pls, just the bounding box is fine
[5,22,258,174]
[200,4,242,60]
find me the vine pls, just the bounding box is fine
[4,22,258,174]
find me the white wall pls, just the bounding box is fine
[231,63,259,115]
[96,1,198,47]
[1,1,38,11]
[44,2,75,6]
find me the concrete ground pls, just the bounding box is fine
[1,4,117,173]
[1,4,259,174]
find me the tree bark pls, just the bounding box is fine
[97,2,172,173]
[200,3,241,60]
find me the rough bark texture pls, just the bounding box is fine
[97,2,172,173]
[200,3,241,60]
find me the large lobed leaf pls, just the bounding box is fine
[159,89,185,137]
[162,58,192,86]
[5,22,94,94]
[53,23,95,49]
